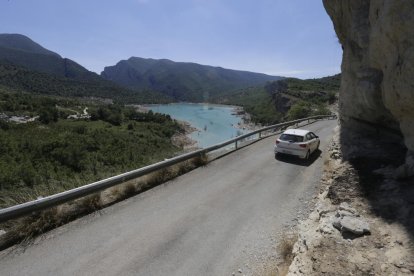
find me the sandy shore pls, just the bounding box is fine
[171,120,199,151]
[128,104,150,113]
[231,106,260,132]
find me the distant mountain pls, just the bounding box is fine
[101,57,282,102]
[0,34,174,103]
[0,34,99,81]
[0,34,282,103]
[0,33,60,57]
[0,61,172,104]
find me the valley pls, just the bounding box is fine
[0,32,339,255]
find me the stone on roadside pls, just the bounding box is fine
[336,210,357,218]
[319,218,335,235]
[316,202,335,218]
[338,202,357,214]
[333,216,370,236]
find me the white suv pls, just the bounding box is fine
[274,129,320,160]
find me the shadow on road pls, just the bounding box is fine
[275,149,322,166]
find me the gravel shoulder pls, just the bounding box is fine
[287,127,414,275]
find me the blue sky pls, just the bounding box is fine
[0,0,342,79]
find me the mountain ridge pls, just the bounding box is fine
[0,33,100,81]
[101,56,282,102]
[0,33,60,57]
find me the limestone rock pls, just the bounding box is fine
[315,201,335,218]
[318,218,335,235]
[323,0,414,175]
[333,216,370,236]
[338,202,357,215]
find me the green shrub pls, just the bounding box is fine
[287,101,312,120]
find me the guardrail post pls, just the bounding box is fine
[259,131,261,139]
[235,140,238,149]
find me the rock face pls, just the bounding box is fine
[323,0,414,174]
[265,80,294,113]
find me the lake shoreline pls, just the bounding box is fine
[171,120,199,151]
[137,102,258,149]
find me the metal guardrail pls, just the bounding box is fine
[0,115,336,222]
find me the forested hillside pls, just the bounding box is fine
[101,57,282,102]
[0,34,100,81]
[0,62,172,104]
[212,74,340,125]
[0,86,183,207]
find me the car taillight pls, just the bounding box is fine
[299,144,307,148]
[276,140,280,144]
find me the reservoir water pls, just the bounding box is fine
[146,103,248,148]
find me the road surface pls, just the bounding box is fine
[0,119,337,275]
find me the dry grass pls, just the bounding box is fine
[191,153,209,167]
[75,193,102,213]
[0,154,210,250]
[0,207,61,250]
[274,233,297,276]
[260,233,297,276]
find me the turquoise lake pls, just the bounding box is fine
[146,103,248,148]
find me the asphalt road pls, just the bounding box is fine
[0,119,337,276]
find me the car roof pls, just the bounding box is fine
[282,128,310,136]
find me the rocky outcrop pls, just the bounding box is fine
[323,0,414,176]
[265,80,294,113]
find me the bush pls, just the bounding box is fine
[312,104,331,116]
[287,101,312,120]
[39,106,58,124]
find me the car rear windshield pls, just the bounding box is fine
[279,134,304,142]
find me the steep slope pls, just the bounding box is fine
[0,33,60,57]
[0,34,99,81]
[101,57,282,102]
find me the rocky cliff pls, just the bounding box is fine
[323,0,414,177]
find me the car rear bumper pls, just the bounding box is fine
[274,146,307,158]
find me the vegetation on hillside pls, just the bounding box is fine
[0,33,102,81]
[212,74,340,125]
[211,87,283,125]
[0,89,183,208]
[282,75,339,120]
[101,57,282,102]
[285,74,340,92]
[0,62,172,104]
